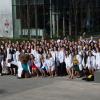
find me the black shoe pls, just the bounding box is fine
[82,78,87,80]
[17,77,22,79]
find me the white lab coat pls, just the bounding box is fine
[51,51,56,61]
[86,56,96,69]
[34,52,41,68]
[76,54,82,71]
[31,49,37,57]
[16,51,20,62]
[65,54,73,69]
[82,57,86,68]
[93,52,100,69]
[44,59,51,71]
[17,61,31,77]
[17,61,23,77]
[58,50,65,63]
[6,48,11,60]
[49,57,55,71]
[44,58,55,71]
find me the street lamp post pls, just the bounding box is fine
[27,0,31,39]
[43,0,45,39]
[50,0,52,38]
[34,0,38,40]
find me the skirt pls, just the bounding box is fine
[32,65,37,70]
[74,65,80,72]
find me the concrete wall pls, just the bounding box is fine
[0,0,13,38]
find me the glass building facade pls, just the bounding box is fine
[12,0,100,39]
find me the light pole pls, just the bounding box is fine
[50,0,52,38]
[56,0,59,38]
[63,0,66,37]
[27,0,31,39]
[43,0,45,39]
[34,0,38,40]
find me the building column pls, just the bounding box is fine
[52,12,56,37]
[63,15,65,36]
[50,0,53,38]
[56,12,59,38]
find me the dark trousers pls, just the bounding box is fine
[0,63,2,74]
[8,64,18,75]
[58,62,66,76]
[21,70,30,78]
[55,62,59,76]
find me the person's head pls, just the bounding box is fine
[53,47,56,51]
[58,47,60,51]
[85,44,89,50]
[8,44,11,48]
[74,50,78,55]
[8,40,11,44]
[19,54,29,64]
[89,46,92,51]
[36,46,39,51]
[39,47,42,52]
[78,40,82,45]
[30,54,35,60]
[74,45,77,50]
[61,46,64,51]
[78,46,82,51]
[66,51,69,56]
[88,51,92,57]
[47,53,52,59]
[90,42,94,47]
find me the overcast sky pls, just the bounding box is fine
[0,0,12,14]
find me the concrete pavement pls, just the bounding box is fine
[0,76,100,100]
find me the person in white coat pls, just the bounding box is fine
[31,46,37,57]
[6,45,13,75]
[76,53,83,71]
[41,55,47,77]
[65,51,73,79]
[17,60,23,78]
[34,52,41,71]
[92,48,100,70]
[86,51,96,75]
[17,54,23,78]
[58,47,65,76]
[6,45,12,65]
[50,47,58,76]
[47,53,55,77]
[16,47,20,62]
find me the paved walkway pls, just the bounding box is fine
[0,76,100,100]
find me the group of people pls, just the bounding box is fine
[0,37,100,80]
